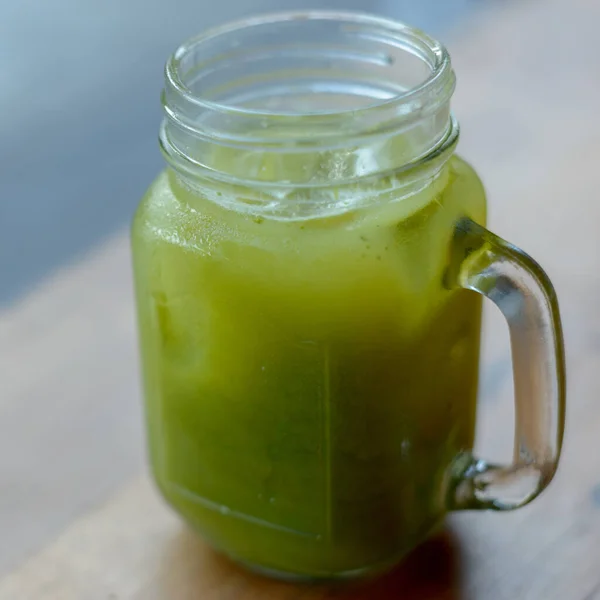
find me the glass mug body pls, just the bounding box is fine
[131,12,565,580]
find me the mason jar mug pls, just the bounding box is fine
[131,12,566,581]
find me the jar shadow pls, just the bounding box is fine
[157,526,463,600]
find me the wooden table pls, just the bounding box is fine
[2,0,599,597]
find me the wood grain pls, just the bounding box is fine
[2,0,599,597]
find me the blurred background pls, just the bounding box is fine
[7,1,598,597]
[0,0,491,307]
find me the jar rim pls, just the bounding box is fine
[164,10,455,129]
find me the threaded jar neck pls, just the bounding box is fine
[160,11,457,189]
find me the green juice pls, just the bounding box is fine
[132,153,486,577]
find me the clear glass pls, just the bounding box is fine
[131,11,566,581]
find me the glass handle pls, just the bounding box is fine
[447,218,566,511]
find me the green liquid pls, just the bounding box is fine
[132,155,486,577]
